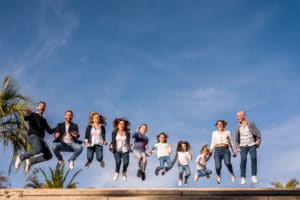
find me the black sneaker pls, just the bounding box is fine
[141,171,146,181]
[137,169,142,177]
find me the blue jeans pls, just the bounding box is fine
[87,145,103,163]
[178,165,191,180]
[21,134,52,165]
[52,142,83,161]
[156,156,172,171]
[197,168,212,177]
[240,145,257,177]
[113,151,129,173]
[133,150,147,172]
[214,146,234,176]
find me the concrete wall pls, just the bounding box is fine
[1,188,300,200]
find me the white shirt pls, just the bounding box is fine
[239,125,255,147]
[210,130,236,152]
[63,124,73,144]
[153,143,171,158]
[177,151,192,166]
[196,154,210,169]
[116,133,128,153]
[90,126,104,146]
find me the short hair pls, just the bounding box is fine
[65,110,73,116]
[200,144,210,154]
[137,124,148,132]
[214,119,228,128]
[237,111,246,116]
[38,101,46,107]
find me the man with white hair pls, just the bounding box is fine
[235,111,261,185]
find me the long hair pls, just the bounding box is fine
[112,117,130,132]
[88,112,106,125]
[176,140,191,152]
[156,132,168,143]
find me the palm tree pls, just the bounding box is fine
[271,178,299,188]
[24,166,82,188]
[0,76,31,173]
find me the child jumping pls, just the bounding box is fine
[172,140,192,186]
[147,132,172,176]
[194,144,212,182]
[132,124,149,181]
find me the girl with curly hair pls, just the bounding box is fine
[109,118,131,182]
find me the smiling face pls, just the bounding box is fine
[139,124,148,135]
[181,143,187,151]
[216,121,224,131]
[64,111,73,123]
[92,114,100,124]
[36,102,46,115]
[158,134,166,143]
[118,120,125,131]
[236,111,246,123]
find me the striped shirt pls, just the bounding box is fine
[239,125,255,147]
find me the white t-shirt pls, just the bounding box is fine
[196,154,209,169]
[177,151,192,166]
[63,124,73,144]
[116,133,128,153]
[153,143,171,158]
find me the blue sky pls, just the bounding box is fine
[1,0,300,188]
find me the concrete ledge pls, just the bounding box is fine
[1,188,300,199]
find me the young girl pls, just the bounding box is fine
[172,141,192,186]
[84,112,107,169]
[147,132,172,176]
[109,118,131,182]
[132,124,149,181]
[194,144,212,182]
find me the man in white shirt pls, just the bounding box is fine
[235,111,261,185]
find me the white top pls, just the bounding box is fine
[239,125,255,147]
[196,154,210,169]
[63,124,73,144]
[177,151,192,166]
[153,143,172,158]
[90,126,104,146]
[210,130,236,152]
[116,133,128,152]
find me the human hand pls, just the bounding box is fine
[54,132,60,139]
[70,131,78,137]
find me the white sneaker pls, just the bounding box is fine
[113,173,119,181]
[194,174,199,182]
[25,159,31,174]
[231,174,236,182]
[241,177,246,184]
[15,154,22,170]
[217,176,222,184]
[69,160,75,170]
[122,173,127,182]
[251,176,258,184]
[178,179,183,186]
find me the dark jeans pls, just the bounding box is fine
[214,146,234,176]
[52,142,83,161]
[113,151,129,173]
[240,145,257,177]
[87,145,103,162]
[21,134,52,165]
